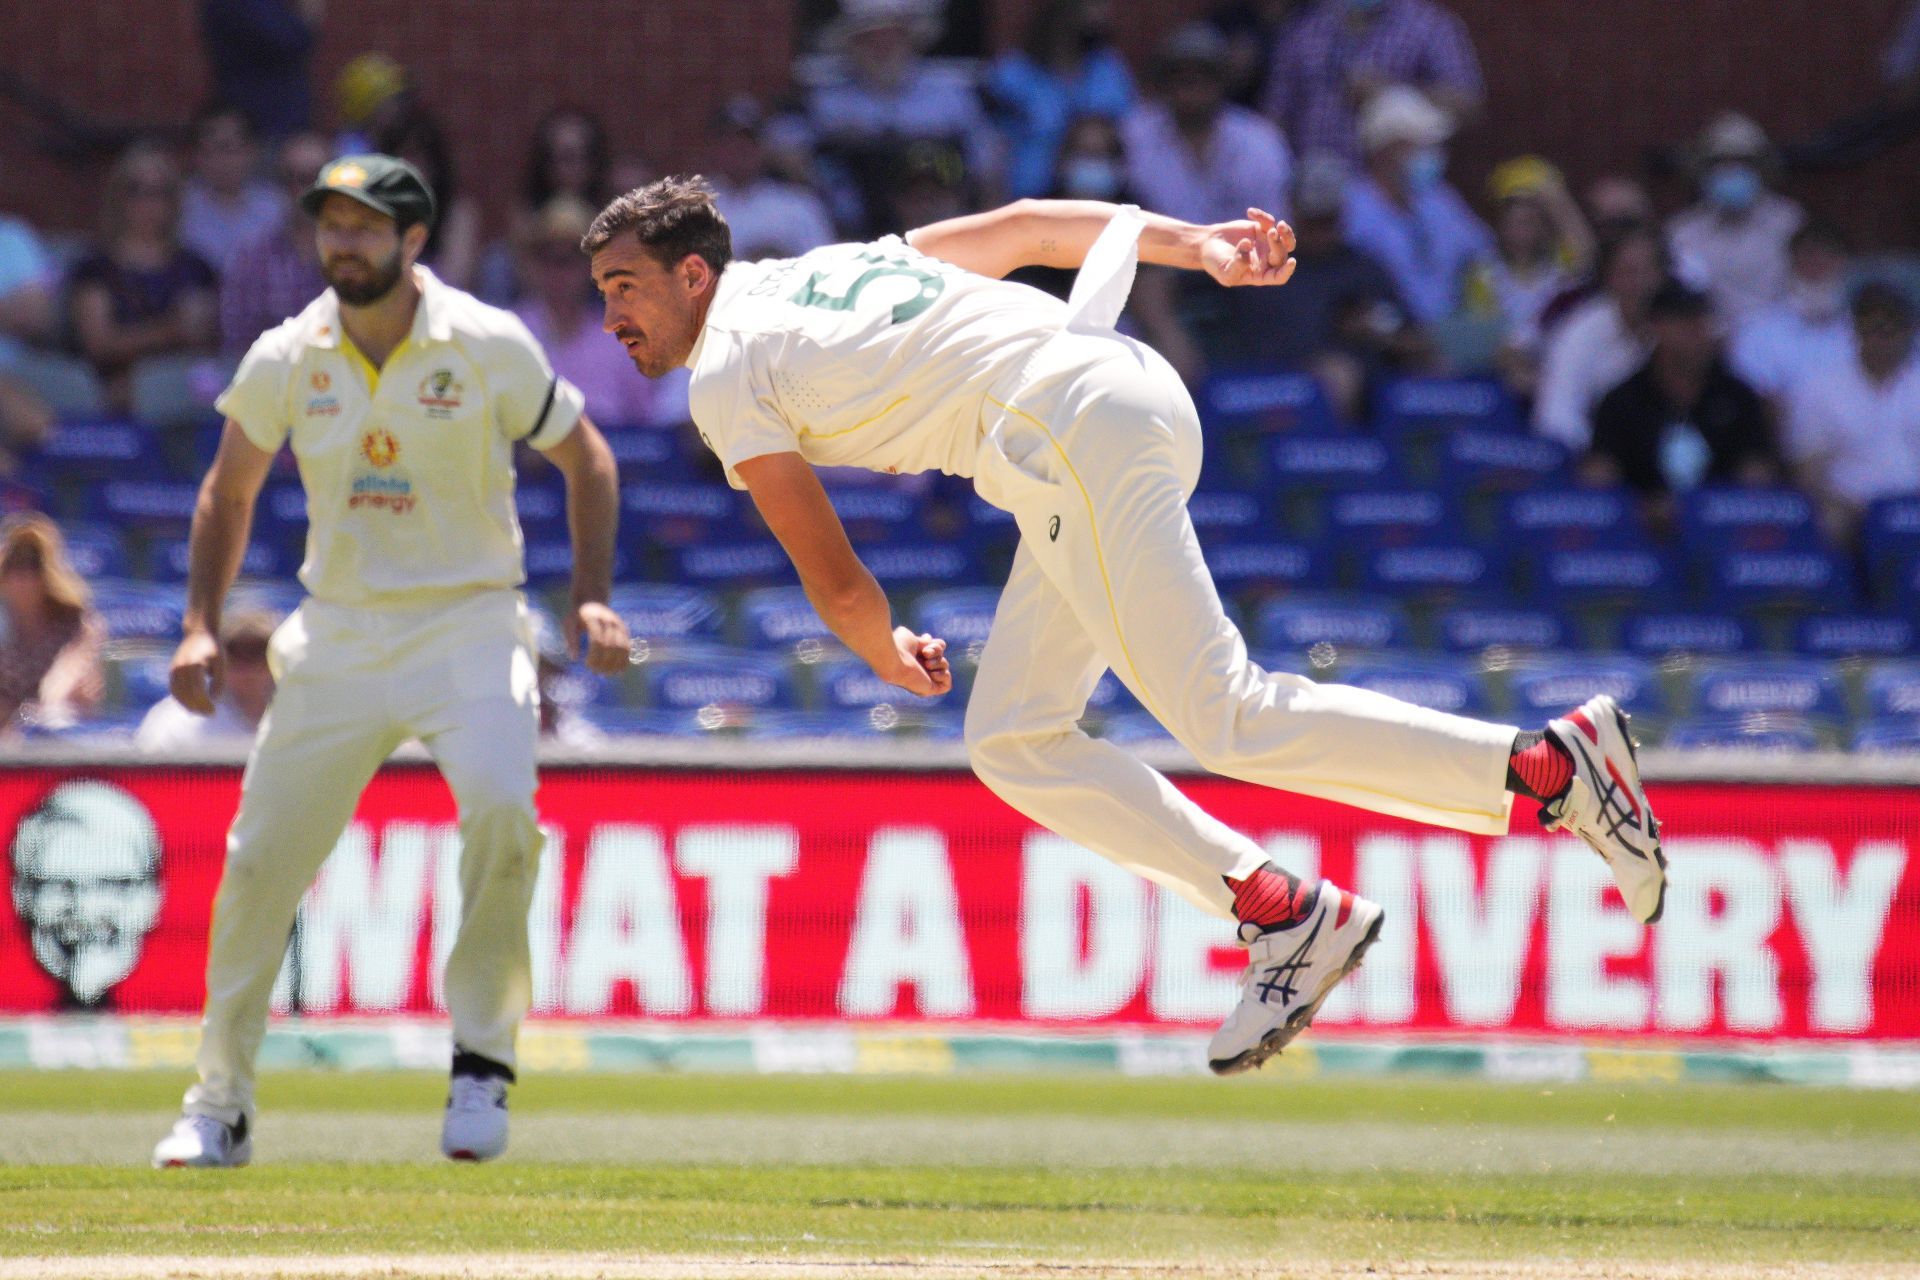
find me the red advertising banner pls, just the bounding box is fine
[1,765,1916,1041]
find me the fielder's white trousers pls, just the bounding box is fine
[185,588,543,1123]
[966,332,1518,921]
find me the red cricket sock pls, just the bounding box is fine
[1226,864,1316,931]
[1508,729,1573,802]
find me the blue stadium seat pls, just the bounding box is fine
[815,656,935,709]
[1539,546,1677,604]
[1664,714,1824,752]
[863,543,972,589]
[27,419,156,480]
[1340,654,1490,716]
[824,484,921,544]
[25,710,147,741]
[1325,488,1452,543]
[1254,594,1410,652]
[913,587,1001,651]
[258,482,308,534]
[675,541,792,586]
[1084,670,1140,717]
[96,479,200,528]
[542,667,618,710]
[1678,487,1819,552]
[639,646,798,711]
[1796,614,1916,659]
[1361,543,1504,601]
[603,425,685,473]
[748,707,962,740]
[59,522,129,580]
[1691,658,1847,724]
[577,706,721,737]
[1378,376,1519,435]
[113,649,173,711]
[1864,663,1920,719]
[1499,488,1636,552]
[1437,429,1568,491]
[1854,717,1920,754]
[514,480,567,537]
[150,537,282,583]
[526,539,632,585]
[740,585,835,648]
[622,480,737,547]
[1436,605,1569,653]
[1187,490,1270,541]
[1508,655,1664,721]
[1862,496,1920,599]
[1621,612,1752,656]
[1099,711,1178,746]
[1207,540,1329,594]
[1705,548,1851,612]
[1269,434,1395,492]
[1202,370,1335,434]
[606,583,725,643]
[1894,558,1920,616]
[91,579,185,642]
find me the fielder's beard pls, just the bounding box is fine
[325,246,407,306]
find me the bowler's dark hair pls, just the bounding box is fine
[582,174,732,274]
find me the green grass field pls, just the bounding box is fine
[3,1068,1918,1279]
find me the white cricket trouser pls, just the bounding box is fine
[966,331,1519,921]
[185,588,543,1123]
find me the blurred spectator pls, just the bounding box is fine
[1340,86,1490,325]
[1196,152,1416,419]
[1008,115,1137,300]
[0,515,104,736]
[66,144,219,416]
[1586,281,1778,502]
[1786,282,1920,542]
[219,131,331,356]
[708,98,837,261]
[1464,157,1593,386]
[1534,226,1666,450]
[479,107,615,304]
[199,0,321,139]
[372,101,480,290]
[1729,221,1855,414]
[514,197,689,429]
[881,141,973,235]
[331,52,408,155]
[1667,113,1805,325]
[1207,0,1310,109]
[805,0,1002,233]
[1120,24,1291,226]
[606,152,658,201]
[180,103,287,272]
[1262,0,1483,163]
[135,610,277,749]
[986,0,1135,199]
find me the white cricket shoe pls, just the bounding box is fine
[1208,881,1385,1076]
[441,1074,509,1162]
[152,1113,251,1168]
[1542,694,1668,924]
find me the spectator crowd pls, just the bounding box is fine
[0,0,1916,749]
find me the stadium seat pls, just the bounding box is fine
[1433,429,1568,492]
[10,354,107,420]
[748,706,961,739]
[576,705,721,737]
[1864,663,1920,719]
[1507,655,1665,722]
[95,479,200,529]
[739,585,835,649]
[913,587,1001,656]
[638,645,798,712]
[1621,612,1753,657]
[525,539,632,586]
[1499,487,1636,554]
[59,522,129,580]
[1704,548,1851,613]
[1339,654,1491,717]
[1539,545,1678,605]
[1664,714,1824,752]
[862,543,972,589]
[1796,614,1916,659]
[1377,376,1519,436]
[621,480,737,547]
[514,480,567,538]
[149,536,282,583]
[1435,605,1569,654]
[824,484,921,544]
[1853,717,1920,754]
[1098,711,1179,746]
[1325,488,1452,544]
[1678,487,1820,553]
[1084,670,1140,717]
[674,541,792,586]
[91,579,185,642]
[1186,489,1270,542]
[1201,370,1335,434]
[1862,496,1920,603]
[1206,540,1329,596]
[815,656,936,709]
[606,583,725,643]
[542,667,618,711]
[1269,434,1395,492]
[26,419,154,480]
[1361,543,1504,602]
[110,648,173,712]
[1254,593,1410,653]
[1690,658,1847,725]
[603,425,685,473]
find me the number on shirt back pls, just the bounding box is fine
[788,252,945,325]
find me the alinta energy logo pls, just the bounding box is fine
[8,781,163,1009]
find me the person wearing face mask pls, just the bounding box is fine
[986,0,1136,200]
[1667,113,1805,326]
[1728,222,1856,414]
[1339,85,1491,326]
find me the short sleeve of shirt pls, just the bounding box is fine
[215,330,295,453]
[688,330,801,490]
[488,313,585,451]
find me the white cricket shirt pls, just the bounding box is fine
[218,266,585,609]
[684,235,1075,489]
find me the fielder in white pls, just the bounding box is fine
[154,155,629,1168]
[585,177,1668,1075]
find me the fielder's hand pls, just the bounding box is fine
[568,601,631,675]
[1201,208,1297,288]
[169,627,224,716]
[879,627,952,697]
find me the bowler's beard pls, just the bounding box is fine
[324,245,407,306]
